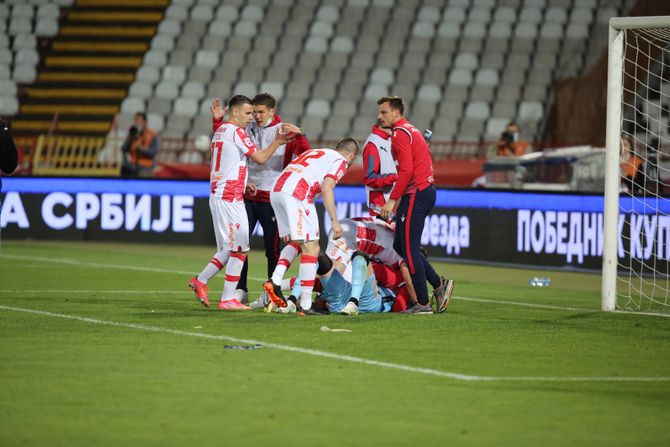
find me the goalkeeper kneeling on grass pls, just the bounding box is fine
[268,251,395,315]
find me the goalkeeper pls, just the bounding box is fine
[269,250,395,315]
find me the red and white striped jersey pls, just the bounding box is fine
[209,122,258,201]
[273,148,348,203]
[327,217,403,267]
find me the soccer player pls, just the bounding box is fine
[188,95,294,310]
[210,93,311,307]
[362,122,396,218]
[263,138,361,314]
[284,251,394,315]
[376,96,440,314]
[325,217,454,312]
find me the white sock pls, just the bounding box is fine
[197,249,230,283]
[270,241,301,285]
[298,254,318,310]
[221,253,245,301]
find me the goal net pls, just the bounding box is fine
[603,16,670,314]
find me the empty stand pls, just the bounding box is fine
[2,0,637,158]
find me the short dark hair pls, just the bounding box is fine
[335,137,360,158]
[227,95,252,109]
[377,96,404,115]
[507,121,520,131]
[135,112,147,122]
[251,93,276,109]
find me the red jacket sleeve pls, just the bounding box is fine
[363,142,397,189]
[283,134,311,167]
[212,117,223,133]
[389,130,413,201]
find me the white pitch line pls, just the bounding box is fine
[0,289,186,294]
[0,304,668,383]
[4,254,670,318]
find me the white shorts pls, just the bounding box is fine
[270,191,319,242]
[209,196,249,252]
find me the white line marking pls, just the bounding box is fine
[0,304,668,383]
[0,289,186,294]
[454,296,598,312]
[4,254,670,318]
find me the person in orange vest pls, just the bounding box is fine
[496,121,529,157]
[620,133,644,195]
[121,112,158,177]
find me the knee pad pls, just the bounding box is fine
[352,250,370,265]
[317,252,333,275]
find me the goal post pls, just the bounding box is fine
[603,16,670,313]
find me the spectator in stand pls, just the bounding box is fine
[362,121,396,218]
[120,112,159,177]
[496,121,529,157]
[376,96,440,314]
[210,93,311,307]
[620,133,644,195]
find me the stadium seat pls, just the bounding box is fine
[12,33,36,50]
[12,64,36,83]
[417,84,442,102]
[155,81,180,100]
[518,101,544,122]
[215,4,239,20]
[173,98,199,118]
[233,81,257,98]
[195,49,218,68]
[454,52,478,70]
[0,96,19,116]
[259,81,284,100]
[449,68,473,86]
[182,81,205,100]
[158,20,181,37]
[129,81,153,100]
[35,18,58,37]
[147,98,172,116]
[364,83,389,101]
[190,5,213,21]
[305,36,328,53]
[465,101,491,120]
[121,97,146,114]
[166,113,192,134]
[494,7,517,23]
[165,5,188,21]
[208,20,232,36]
[147,113,165,133]
[162,65,187,85]
[331,36,354,53]
[144,50,167,67]
[152,35,175,52]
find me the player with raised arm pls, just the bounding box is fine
[187,95,294,310]
[210,93,311,307]
[263,138,360,315]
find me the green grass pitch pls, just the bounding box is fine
[1,240,669,446]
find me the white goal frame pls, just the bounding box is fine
[602,16,670,312]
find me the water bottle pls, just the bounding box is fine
[529,277,551,287]
[423,129,433,142]
[369,203,395,222]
